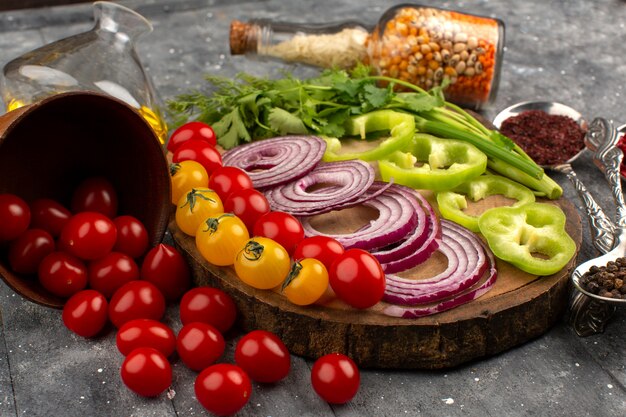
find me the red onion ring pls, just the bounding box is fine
[222,135,326,188]
[264,160,377,215]
[383,270,497,318]
[384,220,487,304]
[382,220,498,318]
[299,183,421,250]
[373,187,440,272]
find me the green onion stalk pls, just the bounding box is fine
[365,75,563,199]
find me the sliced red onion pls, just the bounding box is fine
[299,183,421,250]
[384,220,487,304]
[264,160,377,216]
[378,222,440,273]
[373,187,441,272]
[221,135,326,188]
[383,268,497,318]
[382,220,498,319]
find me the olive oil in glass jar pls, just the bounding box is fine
[0,1,167,143]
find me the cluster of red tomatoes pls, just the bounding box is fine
[115,287,361,415]
[0,177,185,301]
[169,121,387,311]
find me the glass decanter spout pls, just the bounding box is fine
[94,1,153,43]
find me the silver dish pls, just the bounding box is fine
[492,100,588,168]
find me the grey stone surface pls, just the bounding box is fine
[0,0,626,416]
[0,311,17,417]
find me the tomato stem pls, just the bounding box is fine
[242,240,264,261]
[281,261,302,292]
[180,188,216,211]
[203,213,234,234]
[169,163,181,177]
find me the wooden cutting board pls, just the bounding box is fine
[169,192,582,370]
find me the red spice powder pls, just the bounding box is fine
[499,109,585,166]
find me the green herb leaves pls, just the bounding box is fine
[268,108,308,136]
[212,108,251,150]
[167,65,439,149]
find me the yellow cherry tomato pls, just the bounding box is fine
[175,188,223,236]
[234,237,290,289]
[170,161,209,204]
[281,258,329,306]
[195,213,250,266]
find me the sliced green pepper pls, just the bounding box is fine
[478,202,576,276]
[378,133,487,191]
[436,174,536,232]
[322,110,415,162]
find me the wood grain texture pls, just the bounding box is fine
[170,197,582,369]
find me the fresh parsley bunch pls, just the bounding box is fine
[167,64,443,150]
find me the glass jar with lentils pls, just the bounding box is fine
[230,4,504,109]
[368,5,504,109]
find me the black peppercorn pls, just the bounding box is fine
[582,257,626,298]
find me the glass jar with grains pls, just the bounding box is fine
[230,4,504,110]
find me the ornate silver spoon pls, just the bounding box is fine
[570,117,626,336]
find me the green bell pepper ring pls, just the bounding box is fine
[436,174,536,232]
[323,110,415,162]
[378,133,487,191]
[478,202,576,276]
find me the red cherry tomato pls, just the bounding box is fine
[38,252,88,298]
[8,228,55,274]
[253,211,304,256]
[121,347,172,397]
[179,287,237,333]
[176,322,225,371]
[293,236,345,270]
[59,212,117,261]
[0,193,30,242]
[223,188,271,232]
[195,364,252,416]
[311,353,360,404]
[62,289,108,338]
[172,139,223,176]
[113,215,149,258]
[88,252,140,299]
[116,319,176,357]
[166,121,217,153]
[108,281,166,328]
[140,243,191,302]
[71,177,118,218]
[235,330,290,383]
[208,166,253,202]
[328,249,385,309]
[30,198,71,237]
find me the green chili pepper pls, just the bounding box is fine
[378,133,487,191]
[322,110,415,162]
[478,202,576,276]
[436,174,536,232]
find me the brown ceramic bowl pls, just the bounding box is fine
[0,91,171,309]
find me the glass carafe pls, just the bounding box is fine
[0,1,167,143]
